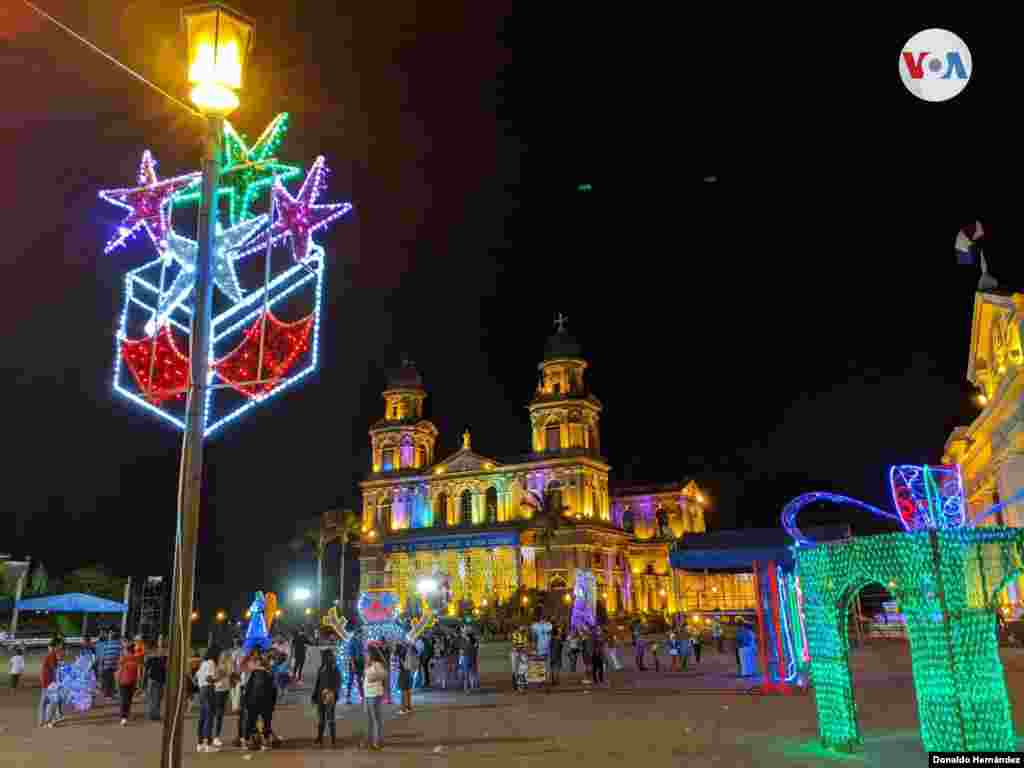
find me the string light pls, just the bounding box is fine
[236,156,353,262]
[107,107,347,439]
[172,114,301,226]
[797,527,1022,753]
[98,150,199,253]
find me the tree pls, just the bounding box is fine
[520,488,572,575]
[60,565,126,601]
[291,509,360,620]
[27,561,49,596]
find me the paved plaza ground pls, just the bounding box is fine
[3,639,1024,767]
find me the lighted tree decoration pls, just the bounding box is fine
[104,113,353,436]
[782,464,1024,754]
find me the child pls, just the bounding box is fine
[9,646,24,691]
[649,638,661,672]
[311,649,341,747]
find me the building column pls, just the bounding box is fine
[997,455,1024,612]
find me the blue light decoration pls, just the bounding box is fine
[243,591,272,652]
[57,655,98,713]
[102,115,352,438]
[782,464,1024,547]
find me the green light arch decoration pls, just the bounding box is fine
[796,527,1024,753]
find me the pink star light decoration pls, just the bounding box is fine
[99,151,200,254]
[239,156,353,263]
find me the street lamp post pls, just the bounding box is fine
[162,6,253,768]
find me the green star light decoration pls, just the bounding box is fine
[173,112,303,226]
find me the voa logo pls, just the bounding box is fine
[900,28,971,102]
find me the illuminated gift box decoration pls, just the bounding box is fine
[103,114,352,437]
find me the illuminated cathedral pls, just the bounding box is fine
[358,321,746,618]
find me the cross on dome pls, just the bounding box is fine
[554,313,569,333]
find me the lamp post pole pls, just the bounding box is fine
[161,113,222,768]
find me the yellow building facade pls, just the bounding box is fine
[358,325,731,618]
[944,290,1024,611]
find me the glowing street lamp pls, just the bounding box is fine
[305,607,313,616]
[183,4,254,116]
[292,587,312,602]
[215,610,226,623]
[164,8,255,768]
[190,611,199,622]
[416,579,439,596]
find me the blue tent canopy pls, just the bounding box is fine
[670,525,851,572]
[16,593,127,613]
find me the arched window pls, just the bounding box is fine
[434,492,448,528]
[417,444,427,468]
[460,490,473,525]
[592,489,600,519]
[485,487,498,524]
[545,423,561,452]
[380,498,392,531]
[588,426,598,454]
[382,447,395,471]
[398,436,413,468]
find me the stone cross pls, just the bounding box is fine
[554,313,569,333]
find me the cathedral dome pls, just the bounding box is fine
[544,329,583,361]
[386,360,423,390]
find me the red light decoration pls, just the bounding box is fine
[120,326,190,404]
[214,310,314,398]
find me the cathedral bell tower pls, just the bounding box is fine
[369,360,439,474]
[528,315,603,456]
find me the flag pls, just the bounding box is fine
[956,221,984,265]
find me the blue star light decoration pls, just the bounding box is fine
[106,120,353,438]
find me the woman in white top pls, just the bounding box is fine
[195,649,220,752]
[363,645,388,750]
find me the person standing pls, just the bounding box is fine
[244,653,275,751]
[194,648,219,752]
[37,641,63,727]
[581,628,594,685]
[712,619,723,653]
[9,646,24,692]
[211,650,233,747]
[347,632,365,704]
[229,638,245,714]
[116,639,141,726]
[397,643,415,712]
[232,650,255,748]
[668,632,680,671]
[292,629,308,683]
[463,634,479,693]
[692,627,703,664]
[143,650,167,721]
[549,628,563,686]
[312,648,341,748]
[419,633,434,689]
[363,645,387,751]
[97,630,121,702]
[589,626,602,688]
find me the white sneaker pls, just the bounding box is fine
[120,719,128,727]
[212,738,223,747]
[197,744,207,753]
[206,744,220,752]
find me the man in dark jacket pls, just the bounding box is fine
[420,634,434,689]
[244,655,276,750]
[292,630,308,682]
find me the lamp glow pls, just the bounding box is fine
[292,588,312,602]
[182,3,254,116]
[417,578,438,595]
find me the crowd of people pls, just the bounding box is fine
[10,612,763,753]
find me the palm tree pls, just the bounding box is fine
[291,509,361,620]
[521,489,572,579]
[329,508,362,616]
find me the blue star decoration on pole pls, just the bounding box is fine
[148,215,267,335]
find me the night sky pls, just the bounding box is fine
[0,4,1008,627]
